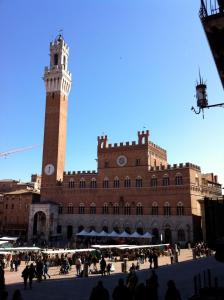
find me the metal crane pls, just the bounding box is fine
[0,145,40,158]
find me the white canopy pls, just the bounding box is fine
[91,244,129,249]
[42,248,95,254]
[0,247,41,252]
[0,237,18,241]
[0,241,9,245]
[76,230,89,236]
[76,230,153,238]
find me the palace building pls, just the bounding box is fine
[27,35,222,244]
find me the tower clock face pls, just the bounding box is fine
[44,164,55,176]
[116,155,127,167]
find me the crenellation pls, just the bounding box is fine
[126,142,129,146]
[108,144,112,148]
[132,141,136,145]
[72,171,76,175]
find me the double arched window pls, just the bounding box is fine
[90,202,96,214]
[103,177,109,189]
[79,178,86,188]
[124,176,131,188]
[113,177,120,188]
[151,175,157,187]
[124,203,131,215]
[113,203,119,215]
[90,178,97,188]
[79,203,85,214]
[136,176,143,188]
[164,202,171,216]
[67,203,73,214]
[152,201,158,215]
[68,178,75,188]
[102,202,109,214]
[136,202,143,215]
[177,202,184,216]
[163,174,170,186]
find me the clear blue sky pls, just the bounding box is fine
[0,0,223,185]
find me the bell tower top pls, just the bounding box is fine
[44,34,72,96]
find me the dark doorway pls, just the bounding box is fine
[67,225,73,240]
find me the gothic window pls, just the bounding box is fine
[79,203,85,214]
[113,177,120,188]
[90,203,96,214]
[136,176,143,188]
[177,202,184,216]
[175,173,183,185]
[164,202,171,216]
[69,178,75,188]
[54,53,58,65]
[104,161,109,168]
[124,203,131,215]
[79,178,86,188]
[124,176,131,188]
[177,229,186,241]
[162,175,170,186]
[102,203,109,214]
[67,203,73,214]
[136,202,143,215]
[103,177,109,189]
[113,203,119,215]
[151,176,157,187]
[151,201,158,215]
[90,178,97,188]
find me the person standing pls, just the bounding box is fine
[89,280,109,300]
[112,278,131,300]
[165,280,182,300]
[75,257,82,276]
[28,263,36,289]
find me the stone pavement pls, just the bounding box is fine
[4,250,224,300]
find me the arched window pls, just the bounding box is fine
[113,203,119,215]
[69,178,75,188]
[177,229,186,241]
[136,176,143,188]
[79,178,86,188]
[124,203,131,215]
[164,202,171,216]
[103,177,109,189]
[151,175,157,187]
[113,177,120,188]
[79,203,85,214]
[175,173,183,185]
[90,203,96,214]
[136,202,143,215]
[113,226,120,233]
[102,202,109,214]
[164,226,172,243]
[124,227,131,234]
[124,176,131,188]
[177,202,184,216]
[151,201,158,215]
[163,174,170,186]
[54,53,58,65]
[67,203,73,214]
[90,178,97,188]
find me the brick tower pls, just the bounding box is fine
[41,35,72,192]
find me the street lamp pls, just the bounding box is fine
[191,73,224,118]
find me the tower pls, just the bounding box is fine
[41,35,72,191]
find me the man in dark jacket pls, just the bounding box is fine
[112,278,131,300]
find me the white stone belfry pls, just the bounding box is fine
[44,34,72,96]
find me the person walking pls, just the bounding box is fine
[89,280,109,300]
[100,257,106,276]
[43,262,50,279]
[165,280,182,300]
[21,266,29,290]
